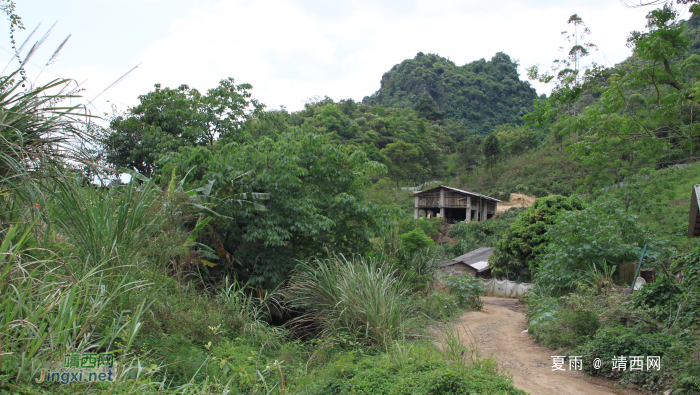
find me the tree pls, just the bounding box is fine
[399,228,435,254]
[480,133,501,179]
[413,93,445,121]
[563,4,700,177]
[493,124,541,158]
[363,52,537,135]
[99,79,263,177]
[162,129,397,288]
[526,14,600,123]
[380,140,423,189]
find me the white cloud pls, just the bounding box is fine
[14,0,662,116]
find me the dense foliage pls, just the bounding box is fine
[100,79,263,177]
[489,195,584,279]
[363,52,538,135]
[536,197,673,294]
[162,130,396,287]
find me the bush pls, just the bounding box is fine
[399,228,435,254]
[575,325,676,379]
[442,274,484,310]
[447,207,526,259]
[526,291,602,349]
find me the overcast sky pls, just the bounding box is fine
[6,0,678,117]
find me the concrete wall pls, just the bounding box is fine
[440,263,477,277]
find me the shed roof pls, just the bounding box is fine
[413,185,501,203]
[469,261,490,273]
[438,247,494,269]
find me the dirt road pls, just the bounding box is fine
[454,297,643,395]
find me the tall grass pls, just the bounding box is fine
[286,254,412,348]
[0,225,150,384]
[49,177,163,264]
[0,70,90,222]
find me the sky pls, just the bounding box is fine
[4,0,680,117]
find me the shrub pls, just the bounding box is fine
[575,325,675,380]
[442,274,484,310]
[526,291,603,349]
[535,197,671,296]
[399,228,435,254]
[393,245,441,292]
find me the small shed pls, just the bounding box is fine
[439,247,493,278]
[413,185,500,222]
[689,184,700,238]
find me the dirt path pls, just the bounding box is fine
[454,297,644,395]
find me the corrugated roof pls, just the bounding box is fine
[413,185,501,203]
[438,247,494,268]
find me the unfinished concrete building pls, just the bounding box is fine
[413,185,500,222]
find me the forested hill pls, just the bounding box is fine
[362,52,538,135]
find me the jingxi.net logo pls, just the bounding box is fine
[35,352,117,384]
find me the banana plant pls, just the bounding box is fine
[123,167,269,267]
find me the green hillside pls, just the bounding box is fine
[362,52,538,135]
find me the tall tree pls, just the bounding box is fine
[527,14,599,118]
[381,141,423,189]
[481,133,501,180]
[413,93,445,121]
[163,130,396,288]
[99,79,262,177]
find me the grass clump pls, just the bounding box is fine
[286,254,413,348]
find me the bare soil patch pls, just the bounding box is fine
[496,193,536,213]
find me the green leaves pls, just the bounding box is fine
[100,78,263,177]
[442,274,484,310]
[535,197,673,295]
[491,195,584,279]
[163,129,396,287]
[398,228,434,254]
[364,52,537,135]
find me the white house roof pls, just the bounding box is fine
[413,185,501,203]
[438,247,494,271]
[469,260,490,272]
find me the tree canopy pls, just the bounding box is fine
[99,78,262,177]
[363,52,538,135]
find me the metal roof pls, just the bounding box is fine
[413,185,501,203]
[469,261,490,273]
[438,247,494,269]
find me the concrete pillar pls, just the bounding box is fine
[482,200,488,221]
[414,197,419,219]
[478,197,483,222]
[439,188,445,219]
[465,196,471,223]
